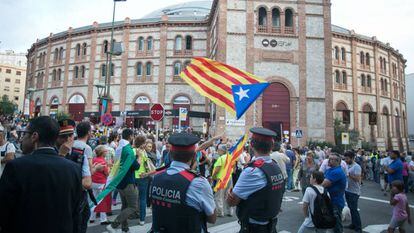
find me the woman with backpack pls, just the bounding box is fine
[298,170,335,233]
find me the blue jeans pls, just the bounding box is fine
[345,191,362,231]
[286,168,294,190]
[136,178,149,222]
[332,204,343,233]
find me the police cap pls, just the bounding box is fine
[58,119,76,136]
[168,132,200,152]
[250,127,276,142]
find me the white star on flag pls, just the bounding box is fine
[235,87,250,101]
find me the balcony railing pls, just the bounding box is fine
[284,27,294,34]
[361,87,372,93]
[271,26,281,34]
[335,83,348,90]
[258,25,267,33]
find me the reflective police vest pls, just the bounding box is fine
[236,159,285,223]
[150,168,207,233]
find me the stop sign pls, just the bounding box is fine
[150,104,164,121]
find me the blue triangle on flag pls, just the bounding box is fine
[232,83,269,119]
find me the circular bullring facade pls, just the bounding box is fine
[25,0,408,151]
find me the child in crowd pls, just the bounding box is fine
[388,180,411,233]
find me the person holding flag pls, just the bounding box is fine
[149,132,216,233]
[227,127,285,233]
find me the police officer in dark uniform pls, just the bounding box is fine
[227,127,285,233]
[150,132,217,233]
[57,119,93,233]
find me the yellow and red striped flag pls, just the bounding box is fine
[180,57,269,119]
[214,134,248,192]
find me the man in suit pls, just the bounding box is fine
[0,116,82,233]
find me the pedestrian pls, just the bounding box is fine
[149,132,217,232]
[381,152,392,194]
[293,148,302,191]
[134,135,153,225]
[107,129,140,233]
[298,170,331,233]
[344,151,362,233]
[71,121,95,233]
[212,144,234,217]
[319,153,348,175]
[322,154,347,233]
[388,180,411,233]
[0,116,82,233]
[89,145,111,225]
[285,144,296,190]
[0,127,16,177]
[387,151,403,185]
[161,142,172,167]
[298,151,319,195]
[227,127,285,233]
[401,157,409,193]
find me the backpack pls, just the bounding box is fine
[310,186,336,229]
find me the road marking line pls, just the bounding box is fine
[360,196,414,209]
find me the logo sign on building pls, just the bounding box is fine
[341,132,350,145]
[179,107,188,121]
[369,112,377,125]
[101,113,113,126]
[295,129,303,138]
[202,122,208,134]
[150,104,164,121]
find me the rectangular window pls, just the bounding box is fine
[4,86,10,91]
[14,87,20,92]
[5,78,11,82]
[6,69,11,74]
[16,71,21,76]
[14,96,19,101]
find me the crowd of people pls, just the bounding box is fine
[0,115,412,233]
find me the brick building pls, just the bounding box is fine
[25,0,408,151]
[0,64,26,112]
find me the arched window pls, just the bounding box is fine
[175,36,182,51]
[76,44,81,57]
[138,37,144,51]
[57,69,62,80]
[185,35,192,50]
[335,70,340,83]
[110,63,114,76]
[341,48,346,61]
[383,59,387,73]
[334,46,339,60]
[272,8,280,27]
[147,37,153,51]
[365,53,370,66]
[184,60,191,69]
[174,62,182,76]
[74,66,79,79]
[103,40,109,53]
[146,62,152,76]
[361,74,366,86]
[258,7,267,26]
[342,71,347,84]
[82,43,87,56]
[360,51,365,65]
[52,69,56,81]
[101,64,106,77]
[380,57,383,70]
[136,62,142,76]
[285,9,293,27]
[367,75,372,88]
[53,48,58,62]
[384,79,388,92]
[81,65,85,78]
[59,47,64,60]
[380,78,384,90]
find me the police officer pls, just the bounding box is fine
[150,132,217,233]
[227,127,285,233]
[57,119,93,233]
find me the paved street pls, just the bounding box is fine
[87,181,414,233]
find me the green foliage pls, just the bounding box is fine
[307,139,335,150]
[361,140,374,151]
[333,118,360,153]
[0,95,17,116]
[56,111,73,121]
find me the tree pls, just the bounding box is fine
[0,95,17,116]
[56,111,73,121]
[333,118,359,153]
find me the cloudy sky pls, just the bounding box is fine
[0,0,413,73]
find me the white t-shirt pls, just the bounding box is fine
[381,156,392,174]
[0,142,16,177]
[302,185,325,227]
[319,159,349,176]
[270,151,289,179]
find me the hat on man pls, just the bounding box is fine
[168,132,200,152]
[250,127,276,142]
[58,119,76,136]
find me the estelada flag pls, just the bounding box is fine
[180,58,269,119]
[214,134,248,192]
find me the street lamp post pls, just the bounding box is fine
[25,88,35,118]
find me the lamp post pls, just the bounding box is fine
[25,88,35,118]
[100,0,125,123]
